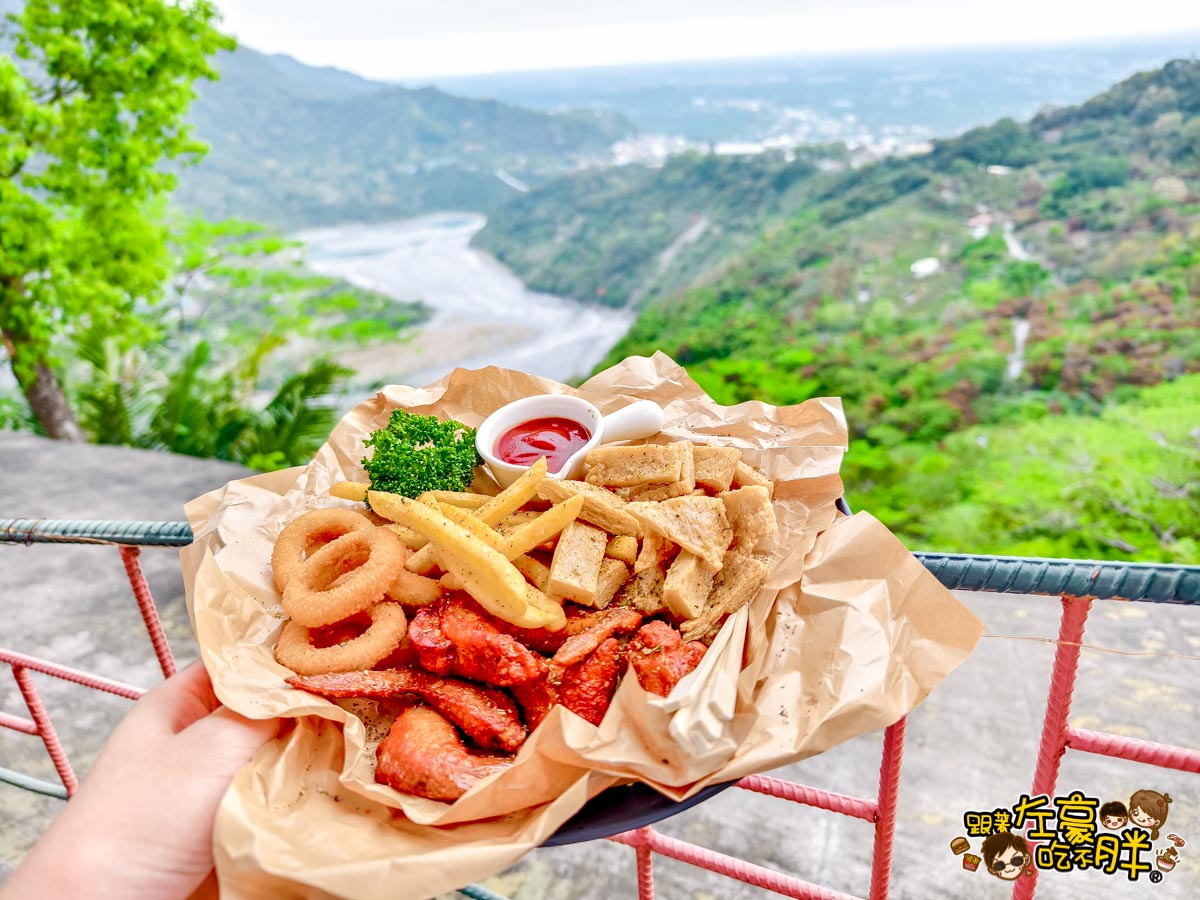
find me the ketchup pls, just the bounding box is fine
[496,417,591,474]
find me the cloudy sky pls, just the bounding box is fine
[215,0,1200,80]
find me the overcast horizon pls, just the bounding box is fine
[215,1,1200,81]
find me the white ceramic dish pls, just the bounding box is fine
[475,395,664,487]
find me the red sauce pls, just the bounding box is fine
[496,417,592,474]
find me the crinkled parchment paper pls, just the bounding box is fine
[181,352,983,900]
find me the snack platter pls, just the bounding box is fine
[183,357,979,899]
[270,400,781,803]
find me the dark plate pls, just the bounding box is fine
[543,495,852,846]
[544,779,737,846]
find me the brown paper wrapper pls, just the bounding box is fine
[182,352,983,900]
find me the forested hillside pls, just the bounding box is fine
[488,61,1200,561]
[175,47,634,227]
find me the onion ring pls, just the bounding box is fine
[282,527,406,627]
[271,508,375,593]
[275,602,409,674]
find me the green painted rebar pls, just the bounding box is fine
[456,884,512,900]
[0,766,68,800]
[0,519,193,547]
[3,519,1198,604]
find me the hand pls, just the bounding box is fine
[3,660,278,899]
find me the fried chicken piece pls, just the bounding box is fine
[496,620,570,655]
[558,637,620,726]
[626,620,707,697]
[552,607,643,667]
[375,706,512,801]
[493,602,603,654]
[372,632,420,670]
[509,658,559,731]
[408,605,455,675]
[287,667,527,753]
[438,595,542,686]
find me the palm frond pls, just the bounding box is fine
[231,357,352,468]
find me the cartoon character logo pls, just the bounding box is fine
[1129,790,1172,841]
[981,832,1030,881]
[1099,800,1128,830]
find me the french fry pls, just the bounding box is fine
[386,568,443,606]
[380,523,429,550]
[440,571,463,591]
[470,467,502,496]
[369,491,562,629]
[435,502,507,552]
[503,494,584,558]
[512,554,551,591]
[522,582,567,626]
[330,480,370,502]
[497,511,541,532]
[405,500,510,573]
[418,490,491,509]
[475,457,547,526]
[440,548,564,630]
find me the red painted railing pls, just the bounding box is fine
[3,521,1198,900]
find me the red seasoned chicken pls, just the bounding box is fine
[499,604,616,654]
[408,605,455,674]
[437,594,542,685]
[286,667,527,753]
[509,658,559,731]
[625,620,706,697]
[552,607,642,666]
[558,637,620,726]
[375,706,511,801]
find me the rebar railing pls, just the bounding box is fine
[3,518,1198,900]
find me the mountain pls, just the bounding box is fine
[473,147,845,307]
[433,38,1200,146]
[480,60,1200,309]
[480,60,1200,562]
[171,46,635,228]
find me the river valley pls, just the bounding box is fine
[299,213,635,391]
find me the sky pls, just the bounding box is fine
[214,0,1200,81]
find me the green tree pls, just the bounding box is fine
[0,0,232,439]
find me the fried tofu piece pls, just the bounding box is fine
[605,535,638,565]
[694,446,740,493]
[626,442,696,502]
[547,520,608,605]
[731,459,774,496]
[615,563,667,615]
[681,551,770,643]
[721,485,778,550]
[538,478,641,536]
[626,495,732,570]
[662,551,719,619]
[585,444,683,487]
[634,532,678,574]
[593,558,632,610]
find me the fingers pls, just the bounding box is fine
[180,705,280,763]
[130,659,221,735]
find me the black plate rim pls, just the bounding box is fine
[543,779,738,846]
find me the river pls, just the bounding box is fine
[298,213,635,389]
